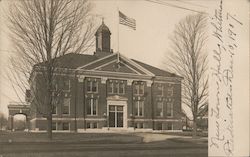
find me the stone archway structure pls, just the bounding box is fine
[8,102,31,131]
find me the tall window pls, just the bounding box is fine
[108,82,113,93]
[156,123,162,130]
[86,79,98,93]
[119,83,125,94]
[135,101,144,117]
[63,79,70,91]
[167,123,173,130]
[156,84,164,96]
[62,122,70,130]
[167,102,173,117]
[87,98,98,116]
[167,84,174,97]
[108,80,125,94]
[134,82,144,95]
[114,82,119,93]
[52,105,57,115]
[63,98,70,115]
[156,102,163,117]
[52,122,57,130]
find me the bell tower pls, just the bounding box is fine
[94,19,112,57]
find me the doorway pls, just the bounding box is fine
[109,105,123,128]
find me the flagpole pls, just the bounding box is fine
[117,6,120,62]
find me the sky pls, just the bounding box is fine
[0,0,215,117]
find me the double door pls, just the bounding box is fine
[109,105,123,128]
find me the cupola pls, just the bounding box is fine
[94,19,112,57]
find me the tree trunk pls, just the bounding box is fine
[192,118,197,138]
[47,114,52,140]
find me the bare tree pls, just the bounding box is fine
[7,0,96,139]
[0,112,7,131]
[165,13,208,137]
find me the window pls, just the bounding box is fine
[86,79,98,93]
[63,98,70,115]
[52,122,57,130]
[114,82,119,93]
[156,102,163,117]
[62,122,70,130]
[63,79,70,91]
[52,105,57,115]
[135,101,144,117]
[86,122,91,128]
[108,82,113,93]
[167,85,174,97]
[108,80,125,94]
[86,122,97,129]
[93,122,97,128]
[134,82,144,95]
[156,123,162,130]
[156,84,164,96]
[167,123,173,130]
[92,81,98,92]
[119,83,125,94]
[87,81,91,92]
[135,123,143,129]
[87,98,98,116]
[167,102,173,117]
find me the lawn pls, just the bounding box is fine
[0,131,207,157]
[157,131,208,137]
[0,131,143,143]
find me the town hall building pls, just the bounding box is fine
[27,22,183,132]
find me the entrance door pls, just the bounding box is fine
[109,105,123,128]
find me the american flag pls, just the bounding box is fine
[119,11,136,30]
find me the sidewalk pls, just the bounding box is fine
[134,132,207,143]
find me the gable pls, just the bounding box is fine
[95,60,138,74]
[77,53,155,76]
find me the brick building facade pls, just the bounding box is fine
[29,22,183,132]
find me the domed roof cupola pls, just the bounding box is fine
[95,20,111,35]
[95,19,112,56]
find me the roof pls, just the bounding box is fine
[131,59,181,78]
[37,53,181,78]
[37,53,98,69]
[95,21,111,35]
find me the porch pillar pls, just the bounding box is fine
[8,115,13,131]
[25,116,30,131]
